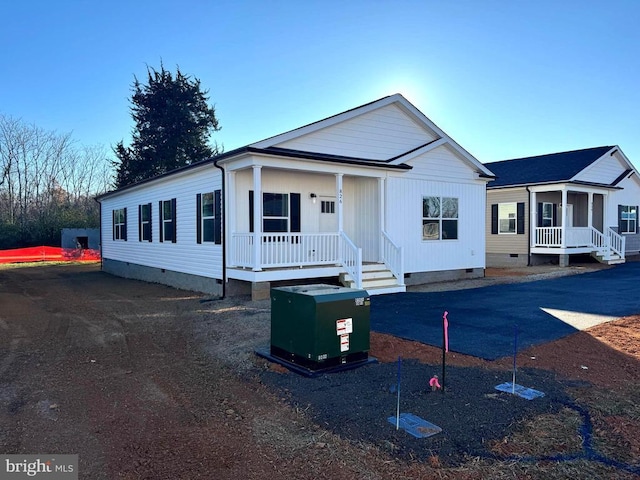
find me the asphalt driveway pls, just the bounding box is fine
[370,262,640,360]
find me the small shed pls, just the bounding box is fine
[61,228,100,250]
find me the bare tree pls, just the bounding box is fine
[0,115,114,248]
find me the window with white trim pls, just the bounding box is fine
[139,203,151,242]
[197,191,221,244]
[620,205,637,234]
[159,198,176,243]
[113,208,127,241]
[541,202,553,227]
[498,203,517,234]
[422,196,458,240]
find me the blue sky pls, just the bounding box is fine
[2,0,639,168]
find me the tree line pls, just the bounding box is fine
[0,115,113,249]
[0,63,220,250]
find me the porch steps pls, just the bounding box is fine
[592,251,626,265]
[340,264,406,295]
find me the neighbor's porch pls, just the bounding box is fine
[530,185,625,264]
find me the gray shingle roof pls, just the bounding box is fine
[485,146,614,188]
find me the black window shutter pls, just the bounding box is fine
[290,193,301,232]
[249,190,254,233]
[138,205,142,242]
[214,190,222,244]
[636,206,639,233]
[552,204,558,226]
[537,203,543,227]
[159,201,164,242]
[148,203,152,242]
[112,210,116,241]
[491,204,498,234]
[171,198,177,243]
[123,208,127,241]
[196,194,202,244]
[618,204,624,231]
[516,202,525,234]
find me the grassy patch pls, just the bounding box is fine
[490,407,583,457]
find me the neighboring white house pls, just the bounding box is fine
[97,94,495,299]
[485,146,640,267]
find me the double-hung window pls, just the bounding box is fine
[159,198,177,243]
[619,205,637,234]
[422,196,458,240]
[197,191,222,244]
[541,202,553,227]
[498,203,517,234]
[139,203,152,242]
[113,208,127,241]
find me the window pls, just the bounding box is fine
[498,203,516,234]
[491,203,525,235]
[113,208,127,241]
[197,191,221,244]
[138,203,152,242]
[321,200,335,214]
[159,198,176,243]
[422,196,458,240]
[541,202,553,227]
[619,205,637,234]
[249,191,301,235]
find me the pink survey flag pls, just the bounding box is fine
[443,311,449,353]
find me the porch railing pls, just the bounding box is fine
[230,232,363,287]
[535,227,562,247]
[533,226,625,260]
[339,232,362,289]
[608,228,625,258]
[230,232,341,268]
[381,231,404,286]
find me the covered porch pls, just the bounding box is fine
[530,185,625,264]
[223,161,405,295]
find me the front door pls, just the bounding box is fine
[318,196,337,232]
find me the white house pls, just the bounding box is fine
[485,146,640,267]
[97,94,495,299]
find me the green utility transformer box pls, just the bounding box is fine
[270,284,371,370]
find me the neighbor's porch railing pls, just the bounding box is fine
[533,226,625,259]
[381,230,404,286]
[230,231,363,287]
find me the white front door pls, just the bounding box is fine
[318,197,338,232]
[562,204,574,227]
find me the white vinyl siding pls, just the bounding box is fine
[276,104,437,160]
[574,151,625,184]
[100,166,223,280]
[386,177,485,272]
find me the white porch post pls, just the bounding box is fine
[378,177,385,261]
[252,166,262,271]
[336,173,344,233]
[530,190,537,247]
[561,189,568,248]
[588,192,593,229]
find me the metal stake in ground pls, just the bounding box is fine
[441,311,449,393]
[512,324,518,394]
[396,356,402,430]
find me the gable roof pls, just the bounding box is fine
[485,146,617,188]
[250,93,495,177]
[98,94,493,200]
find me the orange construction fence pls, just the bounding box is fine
[0,246,101,264]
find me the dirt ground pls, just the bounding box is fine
[1,262,639,479]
